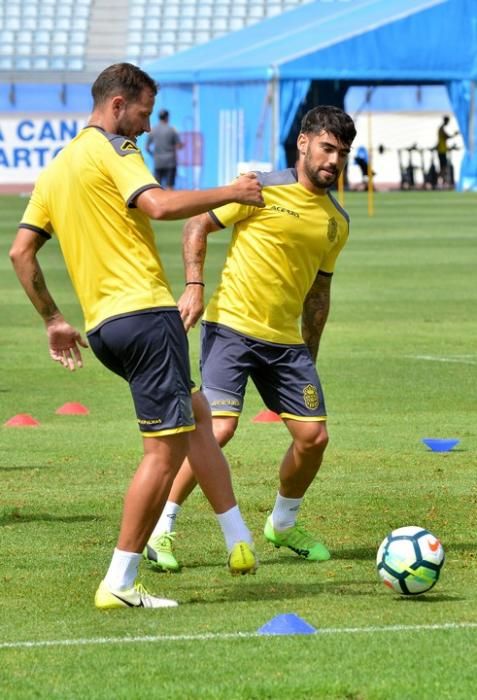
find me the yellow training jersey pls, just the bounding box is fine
[205,168,349,345]
[20,126,176,332]
[437,125,448,154]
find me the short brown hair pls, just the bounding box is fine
[91,63,158,107]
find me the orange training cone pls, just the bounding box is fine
[55,402,89,415]
[252,409,282,423]
[4,413,40,427]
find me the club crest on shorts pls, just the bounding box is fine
[303,384,319,410]
[327,217,338,242]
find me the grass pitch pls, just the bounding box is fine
[1,191,477,699]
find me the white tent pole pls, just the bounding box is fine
[270,66,280,169]
[469,81,476,154]
[193,82,201,189]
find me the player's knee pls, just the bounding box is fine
[213,417,238,447]
[295,424,329,456]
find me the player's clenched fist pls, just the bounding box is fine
[233,172,265,207]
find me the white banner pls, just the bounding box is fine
[0,114,88,184]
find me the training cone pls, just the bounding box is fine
[422,438,460,452]
[257,613,316,636]
[252,409,282,423]
[4,413,40,427]
[55,402,89,415]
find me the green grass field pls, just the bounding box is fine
[1,191,477,699]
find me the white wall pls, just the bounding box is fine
[348,112,463,188]
[0,114,88,185]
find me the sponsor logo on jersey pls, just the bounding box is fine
[270,204,300,218]
[121,139,140,152]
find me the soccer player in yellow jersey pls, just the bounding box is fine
[437,115,458,187]
[9,63,264,609]
[147,106,356,570]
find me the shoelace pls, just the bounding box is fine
[157,532,176,549]
[285,524,315,548]
[133,582,149,596]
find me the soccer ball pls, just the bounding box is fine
[376,526,445,595]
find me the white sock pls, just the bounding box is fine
[104,548,142,591]
[216,505,253,552]
[151,501,182,537]
[271,493,303,531]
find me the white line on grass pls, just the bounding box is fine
[2,622,477,651]
[408,354,477,365]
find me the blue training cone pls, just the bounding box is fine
[422,438,460,452]
[257,613,316,636]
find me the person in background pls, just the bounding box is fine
[146,108,183,190]
[437,115,458,187]
[146,105,357,572]
[9,62,264,610]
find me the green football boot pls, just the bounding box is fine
[143,532,180,572]
[264,516,330,561]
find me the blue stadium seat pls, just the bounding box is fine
[0,29,15,43]
[212,17,229,32]
[229,17,246,30]
[130,5,146,18]
[32,57,49,70]
[180,17,195,31]
[194,30,212,44]
[37,17,55,30]
[67,58,84,70]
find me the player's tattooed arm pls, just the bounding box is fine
[10,227,87,370]
[182,213,211,284]
[31,256,61,321]
[9,229,59,321]
[178,213,221,331]
[301,272,331,362]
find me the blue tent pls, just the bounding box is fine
[146,0,477,190]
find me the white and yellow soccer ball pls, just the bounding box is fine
[377,526,445,595]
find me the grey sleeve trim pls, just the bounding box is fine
[327,191,350,222]
[18,223,51,240]
[208,210,226,228]
[127,183,163,208]
[258,168,297,187]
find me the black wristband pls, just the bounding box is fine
[185,281,205,287]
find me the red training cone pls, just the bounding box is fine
[55,402,89,415]
[252,409,282,423]
[4,413,40,427]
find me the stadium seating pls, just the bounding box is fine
[126,0,314,63]
[0,0,313,76]
[0,0,91,72]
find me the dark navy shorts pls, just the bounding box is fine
[87,309,195,436]
[155,167,177,188]
[200,322,327,421]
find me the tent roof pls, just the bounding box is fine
[147,0,476,83]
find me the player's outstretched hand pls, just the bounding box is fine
[233,172,265,207]
[46,317,88,371]
[178,284,205,332]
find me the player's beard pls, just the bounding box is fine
[116,115,139,141]
[303,149,339,189]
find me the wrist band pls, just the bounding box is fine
[185,281,205,287]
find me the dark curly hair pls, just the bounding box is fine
[300,106,356,147]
